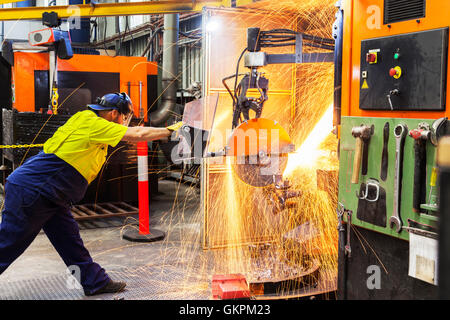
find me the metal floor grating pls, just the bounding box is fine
[0,274,86,300]
[0,264,212,300]
[72,202,139,222]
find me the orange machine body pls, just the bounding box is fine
[227,118,293,157]
[341,0,450,121]
[11,52,158,121]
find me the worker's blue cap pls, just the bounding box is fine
[87,92,132,115]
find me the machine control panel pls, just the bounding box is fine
[359,28,449,111]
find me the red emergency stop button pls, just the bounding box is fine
[389,66,402,79]
[389,68,397,77]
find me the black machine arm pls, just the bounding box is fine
[224,28,334,129]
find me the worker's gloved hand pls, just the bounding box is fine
[166,121,184,132]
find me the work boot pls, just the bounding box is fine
[85,280,127,296]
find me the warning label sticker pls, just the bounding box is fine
[361,79,369,89]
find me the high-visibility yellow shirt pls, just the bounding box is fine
[43,110,128,184]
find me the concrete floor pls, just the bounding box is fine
[0,179,208,300]
[0,178,336,301]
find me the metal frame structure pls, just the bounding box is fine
[0,0,258,21]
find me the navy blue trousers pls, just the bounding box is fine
[0,183,110,294]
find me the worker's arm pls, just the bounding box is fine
[121,122,184,143]
[122,126,171,143]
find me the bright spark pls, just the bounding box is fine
[283,104,334,176]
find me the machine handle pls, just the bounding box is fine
[352,137,363,184]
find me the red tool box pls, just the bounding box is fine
[211,274,251,300]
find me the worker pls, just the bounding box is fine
[0,92,183,296]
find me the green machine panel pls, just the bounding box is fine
[338,116,439,240]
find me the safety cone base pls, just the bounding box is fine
[122,227,165,243]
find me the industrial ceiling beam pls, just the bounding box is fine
[0,0,30,5]
[0,0,235,21]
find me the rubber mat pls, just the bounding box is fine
[0,264,211,300]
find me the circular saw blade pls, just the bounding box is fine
[226,118,293,187]
[232,155,288,187]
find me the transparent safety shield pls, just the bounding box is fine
[177,93,219,163]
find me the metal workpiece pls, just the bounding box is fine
[263,178,302,215]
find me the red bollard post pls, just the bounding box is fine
[122,141,165,243]
[137,141,149,234]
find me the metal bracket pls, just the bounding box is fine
[266,52,334,64]
[295,33,303,63]
[263,28,334,65]
[356,179,380,202]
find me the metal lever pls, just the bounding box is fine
[387,89,400,110]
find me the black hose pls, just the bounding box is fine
[260,38,296,43]
[260,41,334,51]
[222,73,245,106]
[259,42,296,48]
[233,48,248,103]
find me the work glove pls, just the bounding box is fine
[166,121,184,132]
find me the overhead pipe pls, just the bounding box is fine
[150,13,179,126]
